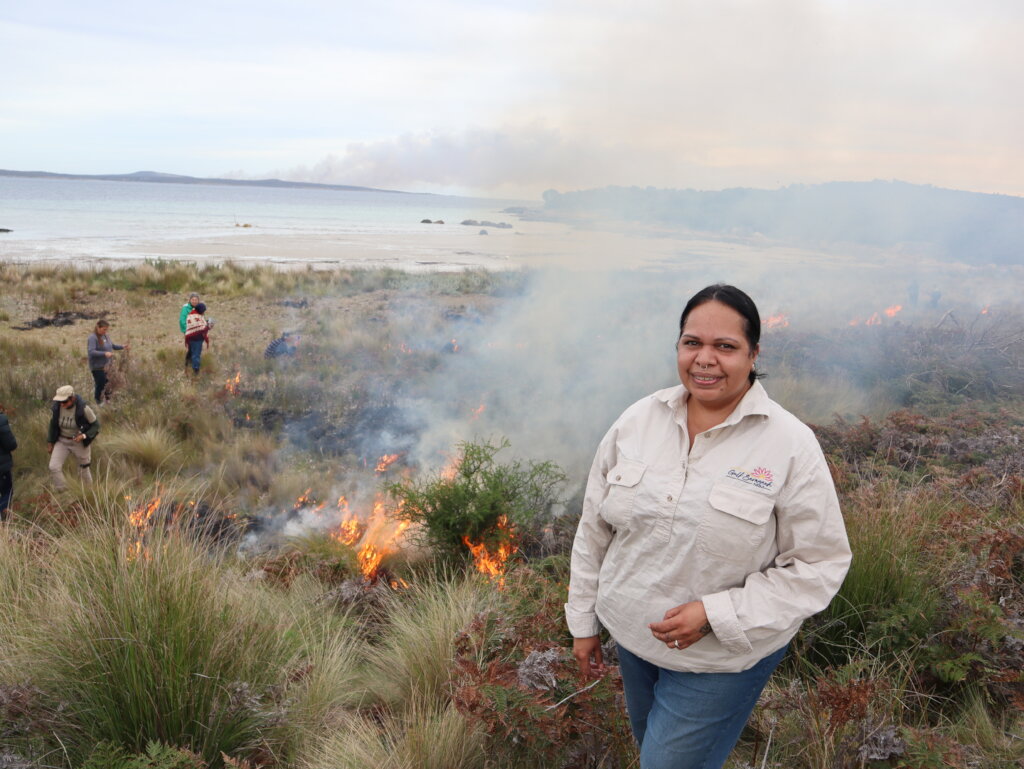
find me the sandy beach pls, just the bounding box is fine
[1,214,870,275]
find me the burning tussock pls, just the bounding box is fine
[261,482,417,586]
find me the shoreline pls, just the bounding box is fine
[1,222,869,273]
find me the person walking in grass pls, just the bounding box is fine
[87,319,130,404]
[46,385,100,489]
[0,404,17,520]
[180,292,200,367]
[184,302,211,376]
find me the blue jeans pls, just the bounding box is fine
[187,339,204,372]
[91,368,108,402]
[617,643,787,769]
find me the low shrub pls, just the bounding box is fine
[386,438,567,563]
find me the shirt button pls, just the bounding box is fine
[615,475,622,481]
[667,495,673,502]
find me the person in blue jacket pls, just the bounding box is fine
[0,403,17,520]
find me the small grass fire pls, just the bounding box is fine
[224,370,242,395]
[462,514,517,586]
[284,486,412,584]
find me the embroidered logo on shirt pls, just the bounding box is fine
[727,466,775,490]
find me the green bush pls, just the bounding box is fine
[386,438,567,562]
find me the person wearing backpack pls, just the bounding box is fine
[184,302,211,375]
[46,385,99,489]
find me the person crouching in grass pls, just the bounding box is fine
[264,330,301,360]
[46,385,100,489]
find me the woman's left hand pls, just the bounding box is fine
[648,600,713,651]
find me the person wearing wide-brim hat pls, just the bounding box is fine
[46,385,100,489]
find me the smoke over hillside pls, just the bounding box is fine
[538,181,1024,265]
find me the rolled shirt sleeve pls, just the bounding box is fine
[565,430,617,638]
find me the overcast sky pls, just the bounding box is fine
[2,0,1021,198]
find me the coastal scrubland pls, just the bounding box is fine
[0,260,1021,769]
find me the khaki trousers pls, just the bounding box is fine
[49,437,93,489]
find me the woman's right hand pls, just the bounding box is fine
[572,636,607,679]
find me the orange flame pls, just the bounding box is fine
[763,313,789,329]
[865,313,882,326]
[450,338,460,353]
[224,370,242,395]
[981,305,990,315]
[127,496,161,561]
[884,305,902,318]
[293,488,325,513]
[129,497,161,529]
[462,515,517,586]
[470,403,485,419]
[338,495,410,582]
[375,453,402,473]
[333,518,365,546]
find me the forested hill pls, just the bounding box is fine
[539,181,1024,265]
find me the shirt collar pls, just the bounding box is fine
[654,381,771,426]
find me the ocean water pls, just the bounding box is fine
[0,175,532,264]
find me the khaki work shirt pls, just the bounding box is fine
[565,382,852,672]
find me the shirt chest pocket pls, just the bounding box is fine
[599,458,646,530]
[698,483,775,562]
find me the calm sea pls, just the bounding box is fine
[0,175,532,264]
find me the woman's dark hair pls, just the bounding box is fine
[678,284,763,384]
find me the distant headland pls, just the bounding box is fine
[0,168,410,195]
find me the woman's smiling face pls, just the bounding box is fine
[676,300,758,413]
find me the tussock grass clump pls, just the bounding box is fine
[805,481,944,666]
[105,425,183,473]
[366,575,496,709]
[10,525,302,765]
[299,704,486,769]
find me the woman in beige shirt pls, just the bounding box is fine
[566,284,851,769]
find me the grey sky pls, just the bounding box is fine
[2,0,1021,197]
